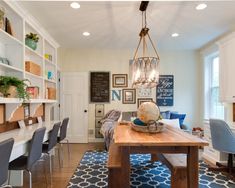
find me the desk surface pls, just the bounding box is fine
[114,123,209,147]
[0,120,59,161]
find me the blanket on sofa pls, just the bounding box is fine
[99,110,121,150]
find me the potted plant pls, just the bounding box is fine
[0,7,5,30]
[0,76,30,101]
[25,32,39,50]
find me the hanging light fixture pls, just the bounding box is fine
[130,1,160,88]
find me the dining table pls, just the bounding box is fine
[113,122,209,188]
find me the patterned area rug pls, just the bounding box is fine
[67,150,235,188]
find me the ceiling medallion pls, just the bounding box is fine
[130,1,160,89]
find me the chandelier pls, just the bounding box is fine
[130,1,160,88]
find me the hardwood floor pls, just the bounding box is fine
[17,143,104,188]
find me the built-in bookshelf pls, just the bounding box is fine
[0,0,59,122]
[0,0,58,104]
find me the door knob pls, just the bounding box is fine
[84,110,88,113]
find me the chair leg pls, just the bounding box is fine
[27,170,32,188]
[60,143,64,167]
[65,139,71,160]
[228,153,233,174]
[49,153,52,174]
[8,170,11,185]
[43,158,48,188]
[57,146,62,168]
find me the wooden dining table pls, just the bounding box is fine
[113,122,209,188]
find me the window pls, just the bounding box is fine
[204,54,224,120]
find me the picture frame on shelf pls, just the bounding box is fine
[122,89,136,104]
[137,98,153,107]
[112,74,128,88]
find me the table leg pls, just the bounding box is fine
[187,146,199,188]
[151,153,158,162]
[120,146,130,188]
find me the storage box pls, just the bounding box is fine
[47,87,56,100]
[25,61,41,76]
[26,86,39,99]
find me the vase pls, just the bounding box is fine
[7,86,17,98]
[25,38,37,50]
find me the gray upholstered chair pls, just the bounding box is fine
[0,138,14,187]
[42,122,61,174]
[57,118,70,167]
[8,127,46,188]
[209,119,235,174]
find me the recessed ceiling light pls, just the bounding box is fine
[83,32,90,36]
[196,3,207,10]
[70,2,80,9]
[171,33,179,37]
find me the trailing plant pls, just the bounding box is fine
[0,76,30,100]
[25,32,39,43]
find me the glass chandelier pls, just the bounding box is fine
[130,1,160,88]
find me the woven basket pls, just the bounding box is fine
[131,121,165,133]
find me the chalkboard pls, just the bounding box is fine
[90,72,110,103]
[156,75,174,106]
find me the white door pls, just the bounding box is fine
[60,72,88,143]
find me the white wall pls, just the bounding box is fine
[58,48,200,141]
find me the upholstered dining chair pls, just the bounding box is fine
[209,119,235,175]
[0,138,14,187]
[8,127,46,188]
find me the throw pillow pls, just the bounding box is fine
[170,113,186,126]
[159,119,181,129]
[160,111,171,119]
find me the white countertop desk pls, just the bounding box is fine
[0,120,60,186]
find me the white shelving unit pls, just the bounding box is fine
[0,0,59,121]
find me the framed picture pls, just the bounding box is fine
[137,98,153,107]
[112,74,128,88]
[90,72,110,103]
[156,75,174,106]
[138,87,152,97]
[122,89,136,104]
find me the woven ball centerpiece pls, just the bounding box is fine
[131,102,165,133]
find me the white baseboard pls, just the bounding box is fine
[202,153,227,165]
[88,137,104,143]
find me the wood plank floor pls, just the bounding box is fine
[16,143,104,188]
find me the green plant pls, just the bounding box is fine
[25,32,39,43]
[0,7,5,20]
[0,76,30,100]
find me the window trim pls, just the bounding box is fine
[204,52,224,120]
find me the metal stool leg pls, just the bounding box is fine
[57,146,62,168]
[27,170,32,188]
[42,159,48,187]
[49,153,52,174]
[65,139,71,160]
[60,143,64,167]
[7,171,11,185]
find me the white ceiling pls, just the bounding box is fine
[18,1,235,50]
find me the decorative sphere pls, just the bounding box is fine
[137,102,160,123]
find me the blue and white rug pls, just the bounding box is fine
[67,150,235,188]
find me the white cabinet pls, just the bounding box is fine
[218,32,235,102]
